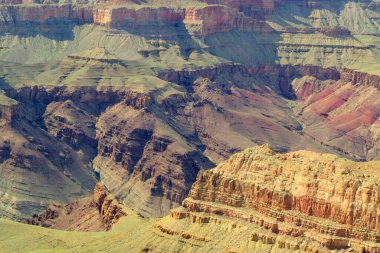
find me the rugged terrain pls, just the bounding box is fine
[1,0,380,220]
[26,182,127,231]
[2,146,380,252]
[0,0,380,251]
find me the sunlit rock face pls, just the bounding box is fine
[1,0,380,226]
[160,145,380,252]
[1,1,380,252]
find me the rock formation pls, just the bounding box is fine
[93,182,127,230]
[2,60,380,220]
[157,145,380,252]
[0,90,19,126]
[292,72,380,160]
[5,145,380,252]
[0,0,380,242]
[341,68,380,89]
[0,1,380,253]
[0,0,269,36]
[27,182,126,231]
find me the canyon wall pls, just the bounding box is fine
[3,145,380,252]
[1,62,380,220]
[0,5,93,23]
[159,145,380,252]
[0,1,270,36]
[0,0,380,224]
[93,7,183,26]
[341,68,380,89]
[0,104,18,125]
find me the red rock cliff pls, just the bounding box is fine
[0,2,271,35]
[176,145,380,252]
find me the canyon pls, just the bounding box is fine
[0,0,380,252]
[2,146,380,252]
[3,63,380,220]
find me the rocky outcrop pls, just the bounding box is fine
[93,97,211,217]
[154,145,380,252]
[93,7,183,27]
[26,182,126,231]
[341,68,380,89]
[93,182,127,230]
[0,90,19,126]
[0,104,18,126]
[0,5,93,23]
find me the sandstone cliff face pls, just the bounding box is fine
[93,182,127,230]
[184,6,237,35]
[159,145,380,252]
[0,1,270,36]
[93,7,183,27]
[201,0,274,9]
[341,68,380,89]
[92,4,269,36]
[0,5,93,23]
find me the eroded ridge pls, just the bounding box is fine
[162,145,380,253]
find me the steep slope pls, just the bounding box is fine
[1,0,380,221]
[1,146,380,252]
[2,63,380,220]
[0,108,96,220]
[156,145,380,252]
[27,182,127,231]
[92,69,330,217]
[292,70,380,160]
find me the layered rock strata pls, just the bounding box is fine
[0,0,273,36]
[292,72,380,160]
[2,62,380,220]
[27,182,126,231]
[93,182,127,230]
[341,68,380,89]
[161,145,380,252]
